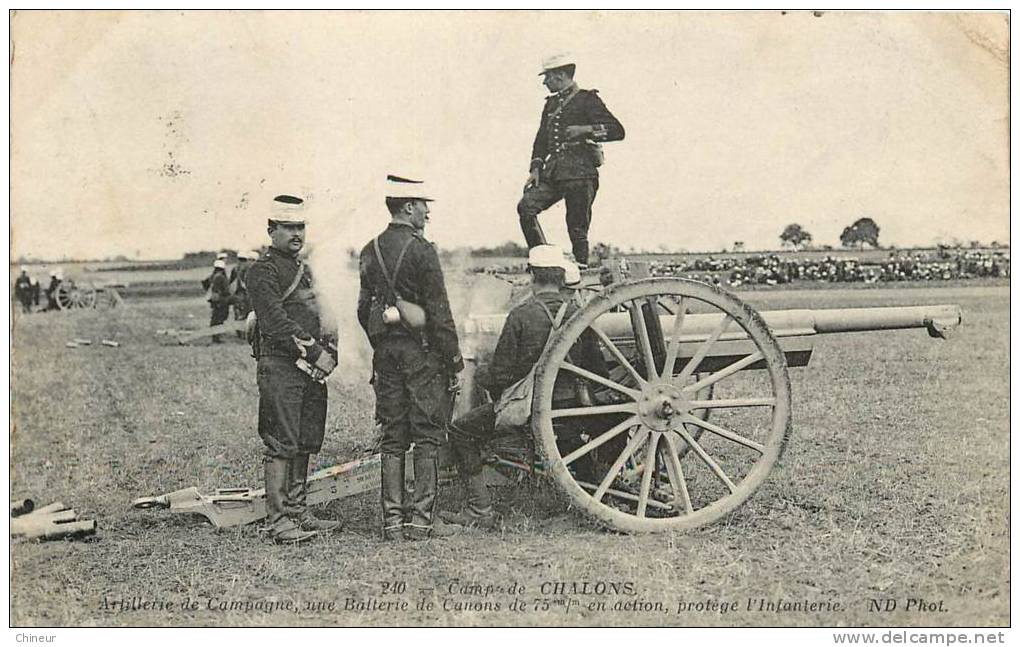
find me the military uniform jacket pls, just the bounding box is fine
[247,247,330,360]
[357,222,463,373]
[481,292,606,400]
[530,84,625,181]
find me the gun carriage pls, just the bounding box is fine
[53,279,123,310]
[134,261,962,534]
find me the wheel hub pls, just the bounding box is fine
[638,382,688,431]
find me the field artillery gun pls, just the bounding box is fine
[53,279,124,310]
[134,265,961,534]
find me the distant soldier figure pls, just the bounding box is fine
[248,194,341,544]
[207,259,232,344]
[30,276,40,308]
[518,54,625,266]
[230,250,257,337]
[45,270,62,311]
[14,267,33,313]
[357,175,463,540]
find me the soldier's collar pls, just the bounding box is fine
[548,82,579,100]
[387,221,416,230]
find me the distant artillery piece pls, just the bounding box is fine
[53,279,124,310]
[134,261,963,534]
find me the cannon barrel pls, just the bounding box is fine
[594,304,963,342]
[463,304,963,355]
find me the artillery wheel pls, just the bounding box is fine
[55,282,98,310]
[531,278,792,533]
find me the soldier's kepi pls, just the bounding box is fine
[246,194,341,544]
[357,175,464,541]
[518,53,625,266]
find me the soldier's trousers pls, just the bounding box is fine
[517,177,599,265]
[257,355,327,459]
[447,403,499,476]
[372,337,451,457]
[209,302,230,327]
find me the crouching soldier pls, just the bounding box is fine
[443,245,610,529]
[357,175,463,541]
[247,194,341,544]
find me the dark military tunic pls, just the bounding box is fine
[247,246,334,458]
[518,83,625,265]
[358,221,463,456]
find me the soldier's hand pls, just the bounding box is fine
[313,352,337,377]
[565,125,592,140]
[447,374,463,396]
[523,170,540,192]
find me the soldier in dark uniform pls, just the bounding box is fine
[247,194,341,544]
[14,267,33,313]
[230,250,256,338]
[45,270,62,311]
[442,246,613,529]
[207,259,232,343]
[518,54,625,266]
[357,175,463,541]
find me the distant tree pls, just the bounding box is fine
[732,241,745,252]
[839,217,880,249]
[779,224,812,250]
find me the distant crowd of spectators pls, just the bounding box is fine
[650,249,1010,287]
[473,249,1010,287]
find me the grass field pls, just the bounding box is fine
[9,278,1009,627]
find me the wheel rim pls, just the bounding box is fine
[532,278,792,533]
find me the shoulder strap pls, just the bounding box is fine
[281,260,305,301]
[534,298,570,329]
[373,236,415,298]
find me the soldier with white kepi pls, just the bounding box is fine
[247,194,341,544]
[518,53,625,266]
[358,175,463,541]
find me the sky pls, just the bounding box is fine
[9,10,1010,260]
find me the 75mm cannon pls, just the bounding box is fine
[134,267,962,534]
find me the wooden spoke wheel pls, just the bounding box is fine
[55,282,98,310]
[531,278,792,533]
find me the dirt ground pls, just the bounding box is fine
[9,281,1009,627]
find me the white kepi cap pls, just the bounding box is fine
[269,194,306,225]
[385,175,434,202]
[238,250,259,260]
[528,244,571,269]
[213,259,226,269]
[540,52,575,75]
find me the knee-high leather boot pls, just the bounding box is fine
[440,471,496,529]
[380,453,406,541]
[265,457,317,544]
[405,447,459,540]
[288,454,341,532]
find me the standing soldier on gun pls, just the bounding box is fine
[247,194,341,544]
[517,54,625,266]
[358,175,463,541]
